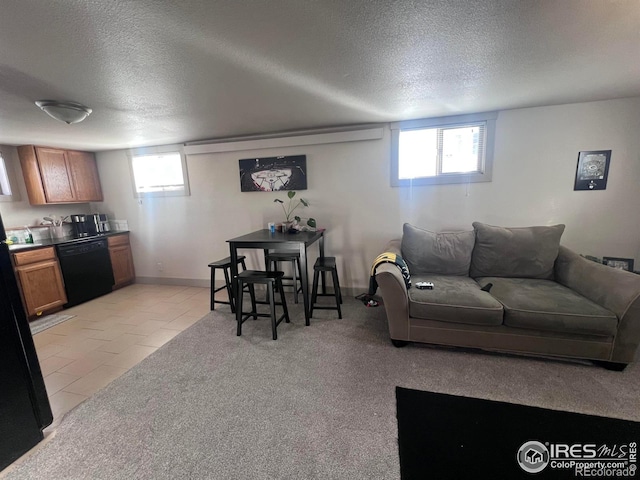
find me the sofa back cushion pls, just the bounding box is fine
[469,222,565,279]
[401,223,475,276]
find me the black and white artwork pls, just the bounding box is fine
[602,257,634,272]
[574,150,611,191]
[239,155,307,192]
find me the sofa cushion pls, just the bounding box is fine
[470,222,565,279]
[408,275,504,326]
[402,223,475,276]
[476,277,618,337]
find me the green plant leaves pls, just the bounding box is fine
[275,191,310,223]
[294,216,316,228]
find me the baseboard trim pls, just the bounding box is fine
[136,276,365,297]
[135,276,210,288]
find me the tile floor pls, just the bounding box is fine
[0,283,214,477]
[33,283,212,431]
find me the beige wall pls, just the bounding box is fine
[94,97,640,290]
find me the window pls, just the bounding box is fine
[128,145,190,197]
[0,153,12,196]
[390,112,497,186]
[0,150,17,202]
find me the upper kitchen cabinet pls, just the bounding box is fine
[17,145,103,204]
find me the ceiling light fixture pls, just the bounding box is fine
[35,100,92,124]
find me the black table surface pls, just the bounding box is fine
[226,229,324,245]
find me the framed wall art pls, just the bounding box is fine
[239,155,307,192]
[602,257,634,272]
[574,150,611,191]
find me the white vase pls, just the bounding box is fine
[51,225,66,239]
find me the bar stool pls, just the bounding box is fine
[310,257,342,319]
[235,270,290,340]
[208,255,252,312]
[264,252,303,303]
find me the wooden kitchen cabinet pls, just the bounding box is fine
[108,233,135,289]
[13,247,67,318]
[17,145,103,204]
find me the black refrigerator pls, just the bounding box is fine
[0,213,53,471]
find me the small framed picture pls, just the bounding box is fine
[602,257,634,272]
[574,150,611,190]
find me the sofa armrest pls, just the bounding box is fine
[375,239,410,341]
[555,245,640,363]
[382,239,402,256]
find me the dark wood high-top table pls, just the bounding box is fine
[227,229,325,325]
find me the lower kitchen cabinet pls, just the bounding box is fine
[108,233,135,289]
[13,247,67,318]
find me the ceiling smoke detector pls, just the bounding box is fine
[35,100,92,124]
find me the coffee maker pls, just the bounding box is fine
[70,213,110,237]
[70,214,89,237]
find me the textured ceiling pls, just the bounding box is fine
[0,0,639,151]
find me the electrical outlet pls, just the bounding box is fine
[156,262,163,272]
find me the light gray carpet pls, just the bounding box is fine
[7,299,640,479]
[29,314,75,335]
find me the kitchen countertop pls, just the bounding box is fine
[8,230,130,252]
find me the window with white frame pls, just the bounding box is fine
[390,112,497,186]
[0,151,16,202]
[128,145,190,197]
[0,153,12,196]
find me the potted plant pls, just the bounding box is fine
[274,191,316,232]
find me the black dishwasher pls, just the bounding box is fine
[56,238,115,307]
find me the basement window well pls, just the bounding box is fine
[128,145,190,198]
[390,112,497,187]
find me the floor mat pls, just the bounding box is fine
[29,314,76,335]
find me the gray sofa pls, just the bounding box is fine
[374,222,640,370]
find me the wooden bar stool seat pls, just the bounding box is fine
[310,257,342,319]
[208,255,251,312]
[235,270,290,340]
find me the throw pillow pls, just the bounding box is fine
[469,222,565,279]
[401,223,475,276]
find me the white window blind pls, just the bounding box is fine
[391,112,497,187]
[128,145,190,198]
[0,153,13,197]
